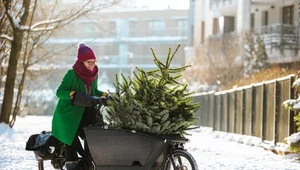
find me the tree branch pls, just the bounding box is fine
[0,34,13,41]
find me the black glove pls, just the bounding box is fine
[71,92,100,107]
[106,94,113,101]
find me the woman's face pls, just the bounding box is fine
[83,59,96,71]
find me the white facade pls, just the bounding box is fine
[191,0,300,65]
[44,8,189,86]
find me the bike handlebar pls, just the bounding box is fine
[71,92,108,107]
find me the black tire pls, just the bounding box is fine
[79,157,95,170]
[162,150,198,170]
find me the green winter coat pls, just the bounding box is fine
[51,69,104,145]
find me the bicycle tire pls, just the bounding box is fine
[162,150,198,170]
[79,157,95,170]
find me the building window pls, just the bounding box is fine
[129,20,138,37]
[82,23,98,38]
[108,21,116,37]
[201,21,205,44]
[213,18,219,35]
[282,5,294,25]
[250,13,255,29]
[177,19,188,36]
[262,11,268,26]
[224,16,235,33]
[148,20,165,36]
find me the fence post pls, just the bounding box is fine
[228,90,236,133]
[192,95,200,126]
[214,93,221,131]
[253,84,264,139]
[244,86,253,136]
[290,75,297,135]
[235,88,244,135]
[208,92,215,128]
[263,81,276,144]
[203,94,209,127]
[221,92,229,132]
[275,80,280,144]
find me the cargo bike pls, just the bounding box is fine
[25,93,198,170]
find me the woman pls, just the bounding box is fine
[51,42,106,170]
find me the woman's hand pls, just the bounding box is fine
[70,91,76,99]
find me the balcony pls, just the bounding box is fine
[258,24,299,50]
[210,0,236,10]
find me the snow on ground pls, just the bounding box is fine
[0,115,300,170]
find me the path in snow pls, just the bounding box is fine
[0,116,299,170]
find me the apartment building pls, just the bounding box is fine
[44,7,188,87]
[189,0,299,68]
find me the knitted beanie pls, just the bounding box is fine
[77,42,96,62]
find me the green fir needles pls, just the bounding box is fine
[105,45,201,135]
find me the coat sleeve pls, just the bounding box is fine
[56,70,74,100]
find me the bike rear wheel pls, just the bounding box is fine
[163,150,198,170]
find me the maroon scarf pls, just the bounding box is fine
[73,60,98,93]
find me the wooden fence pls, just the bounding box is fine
[193,74,297,144]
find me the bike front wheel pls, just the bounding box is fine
[163,150,198,170]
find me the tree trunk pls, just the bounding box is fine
[0,31,24,124]
[10,64,28,127]
[0,0,30,125]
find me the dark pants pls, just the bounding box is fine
[65,107,97,161]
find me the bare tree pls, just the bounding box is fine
[184,33,244,90]
[206,33,244,88]
[0,0,31,126]
[243,31,269,76]
[0,3,12,89]
[0,0,121,127]
[184,30,270,91]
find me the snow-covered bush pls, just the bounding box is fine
[285,132,300,153]
[283,99,300,111]
[283,77,300,152]
[283,77,300,117]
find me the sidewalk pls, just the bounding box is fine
[197,127,300,158]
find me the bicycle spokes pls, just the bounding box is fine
[163,150,197,170]
[174,156,189,170]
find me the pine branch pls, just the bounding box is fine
[105,46,201,135]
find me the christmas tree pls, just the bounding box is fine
[105,45,201,135]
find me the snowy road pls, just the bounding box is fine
[0,116,300,170]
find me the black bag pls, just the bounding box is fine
[25,131,62,160]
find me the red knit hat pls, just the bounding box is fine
[77,42,96,62]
